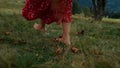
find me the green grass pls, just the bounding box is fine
[103,17,120,23]
[0,0,120,68]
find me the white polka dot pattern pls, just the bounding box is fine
[22,0,72,24]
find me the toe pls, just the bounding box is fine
[33,23,40,30]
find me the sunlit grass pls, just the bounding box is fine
[103,17,120,23]
[0,0,120,68]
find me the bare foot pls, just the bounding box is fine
[61,37,71,46]
[55,36,79,53]
[33,23,46,32]
[55,36,71,45]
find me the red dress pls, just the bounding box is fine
[22,0,72,24]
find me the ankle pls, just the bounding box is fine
[62,35,71,45]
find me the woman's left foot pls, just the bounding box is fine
[71,46,79,53]
[54,36,79,53]
[54,36,70,45]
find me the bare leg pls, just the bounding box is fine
[61,22,71,45]
[33,21,46,32]
[56,22,79,54]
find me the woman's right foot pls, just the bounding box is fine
[33,23,46,32]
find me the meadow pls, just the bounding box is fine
[0,0,120,68]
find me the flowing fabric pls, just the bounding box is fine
[22,0,72,24]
